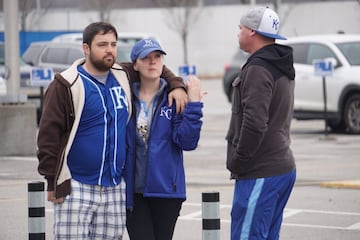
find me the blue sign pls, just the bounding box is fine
[178,65,196,85]
[313,59,333,76]
[178,65,196,77]
[30,68,53,86]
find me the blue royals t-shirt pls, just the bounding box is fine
[67,65,129,187]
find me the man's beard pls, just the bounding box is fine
[90,53,115,72]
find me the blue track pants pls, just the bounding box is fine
[231,170,296,240]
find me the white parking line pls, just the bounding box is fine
[283,223,351,230]
[283,208,303,218]
[179,210,202,220]
[45,202,360,231]
[346,222,360,230]
[178,202,360,231]
[0,156,37,162]
[287,207,360,216]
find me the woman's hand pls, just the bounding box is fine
[187,75,207,102]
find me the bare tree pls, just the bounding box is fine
[19,0,33,31]
[79,0,116,22]
[18,0,57,31]
[153,0,203,65]
[241,0,282,12]
[272,0,282,12]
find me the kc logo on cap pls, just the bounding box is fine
[272,18,280,31]
[130,38,167,62]
[142,39,157,48]
[240,6,286,40]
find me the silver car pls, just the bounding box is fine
[22,41,132,73]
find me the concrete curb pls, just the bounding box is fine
[320,180,360,189]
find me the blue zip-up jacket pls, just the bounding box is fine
[130,79,203,200]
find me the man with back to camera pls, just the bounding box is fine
[226,7,296,240]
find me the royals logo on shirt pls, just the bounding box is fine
[110,86,128,111]
[160,106,172,120]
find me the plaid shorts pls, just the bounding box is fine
[53,178,126,239]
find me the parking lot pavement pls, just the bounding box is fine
[1,79,360,239]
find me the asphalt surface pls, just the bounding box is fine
[1,79,359,240]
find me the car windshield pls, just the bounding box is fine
[117,44,132,62]
[336,41,360,66]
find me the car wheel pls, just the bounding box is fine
[344,94,360,134]
[326,119,346,133]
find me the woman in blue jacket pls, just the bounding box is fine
[126,38,204,240]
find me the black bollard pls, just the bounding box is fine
[28,181,45,240]
[202,192,220,240]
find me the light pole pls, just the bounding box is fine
[1,0,26,103]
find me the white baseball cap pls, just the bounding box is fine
[240,6,286,40]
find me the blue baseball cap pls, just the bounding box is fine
[130,38,167,62]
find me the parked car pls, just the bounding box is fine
[0,41,5,98]
[21,40,132,124]
[0,75,5,95]
[51,32,161,45]
[22,41,132,73]
[0,41,32,89]
[51,33,83,42]
[222,34,360,134]
[222,49,249,102]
